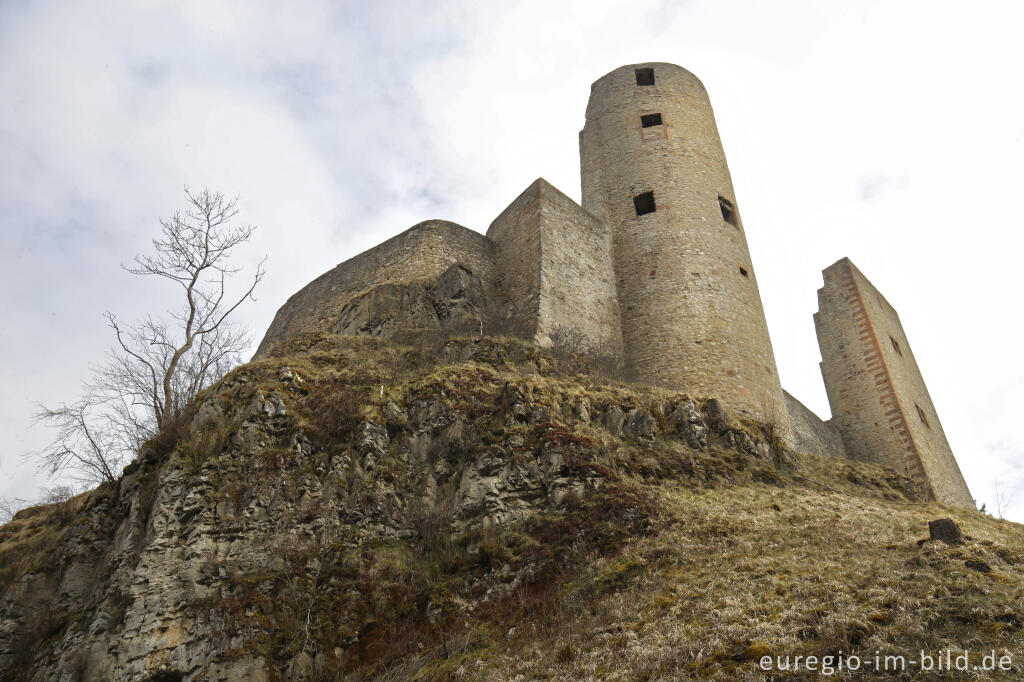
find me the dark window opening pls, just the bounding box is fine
[635,68,655,86]
[739,266,749,278]
[640,113,663,128]
[718,195,738,227]
[890,335,902,356]
[633,191,656,216]
[915,404,930,428]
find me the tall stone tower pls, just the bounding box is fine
[580,62,787,424]
[815,258,973,507]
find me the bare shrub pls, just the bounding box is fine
[994,480,1015,519]
[0,497,28,524]
[302,380,364,452]
[178,413,235,471]
[759,394,795,470]
[548,326,624,383]
[407,496,457,571]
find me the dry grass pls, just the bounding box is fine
[186,334,1024,679]
[450,482,1024,681]
[0,490,93,596]
[6,332,1021,680]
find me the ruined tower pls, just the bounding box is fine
[580,62,787,424]
[815,258,973,507]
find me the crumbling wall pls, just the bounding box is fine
[815,258,973,507]
[256,220,495,356]
[783,390,846,459]
[486,184,543,340]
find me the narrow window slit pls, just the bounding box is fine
[635,68,655,86]
[739,266,749,278]
[641,113,663,128]
[915,404,930,428]
[718,195,738,227]
[633,191,656,216]
[890,335,903,356]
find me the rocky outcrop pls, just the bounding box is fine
[0,335,838,681]
[331,264,488,339]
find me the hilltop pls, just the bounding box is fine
[0,333,1020,680]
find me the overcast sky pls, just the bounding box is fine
[2,0,1022,521]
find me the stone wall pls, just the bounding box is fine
[580,62,788,426]
[255,220,495,357]
[487,178,623,355]
[486,183,543,340]
[783,390,847,459]
[815,258,973,507]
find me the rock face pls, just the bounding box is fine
[0,335,857,681]
[331,264,488,339]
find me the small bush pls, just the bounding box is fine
[179,414,236,471]
[302,379,364,452]
[408,497,458,571]
[548,326,625,383]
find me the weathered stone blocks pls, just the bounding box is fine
[580,62,788,427]
[815,258,973,507]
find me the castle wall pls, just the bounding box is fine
[783,390,847,459]
[580,62,787,425]
[487,179,623,356]
[535,181,623,355]
[815,258,973,507]
[486,184,543,340]
[255,220,495,356]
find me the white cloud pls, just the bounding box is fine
[2,0,1022,521]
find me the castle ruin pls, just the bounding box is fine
[256,62,973,508]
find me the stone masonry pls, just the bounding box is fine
[255,220,496,356]
[255,63,973,507]
[814,258,973,507]
[580,62,787,427]
[486,178,623,356]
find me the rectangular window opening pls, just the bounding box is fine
[915,404,930,428]
[633,191,656,216]
[718,195,739,227]
[640,113,663,128]
[890,335,903,356]
[635,68,655,86]
[739,266,749,278]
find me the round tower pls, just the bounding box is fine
[580,62,787,425]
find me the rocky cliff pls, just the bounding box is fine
[1,334,1020,681]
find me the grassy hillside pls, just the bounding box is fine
[1,333,1020,681]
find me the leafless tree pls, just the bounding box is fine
[116,188,265,430]
[32,188,265,484]
[0,497,27,524]
[1,486,78,524]
[994,480,1015,520]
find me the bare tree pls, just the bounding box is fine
[33,401,128,485]
[993,480,1015,520]
[0,497,28,524]
[116,188,265,430]
[32,188,265,484]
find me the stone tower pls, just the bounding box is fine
[580,62,787,424]
[815,258,973,507]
